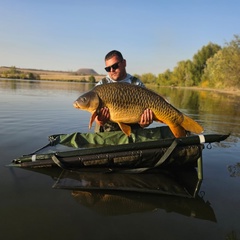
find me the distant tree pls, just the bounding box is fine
[28,72,40,80]
[140,73,157,84]
[9,66,19,74]
[157,69,172,86]
[88,75,96,83]
[192,42,221,85]
[156,43,221,87]
[133,74,141,80]
[20,73,26,79]
[80,77,87,82]
[171,60,195,86]
[202,35,240,89]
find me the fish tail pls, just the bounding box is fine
[168,115,203,138]
[181,115,204,134]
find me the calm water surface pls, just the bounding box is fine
[0,79,240,240]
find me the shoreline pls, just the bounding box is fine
[147,84,240,96]
[174,86,240,96]
[0,66,105,82]
[1,66,239,96]
[1,77,240,96]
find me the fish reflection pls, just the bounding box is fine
[53,168,216,222]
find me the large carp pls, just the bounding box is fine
[73,82,203,138]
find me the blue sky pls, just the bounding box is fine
[0,0,239,75]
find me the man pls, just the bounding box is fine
[95,50,153,132]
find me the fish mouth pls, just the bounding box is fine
[73,101,81,109]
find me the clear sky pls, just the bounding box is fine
[1,0,239,75]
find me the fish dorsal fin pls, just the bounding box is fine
[117,122,132,136]
[89,111,98,129]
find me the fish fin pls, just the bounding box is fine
[89,111,98,129]
[168,124,187,138]
[181,115,204,134]
[118,122,132,136]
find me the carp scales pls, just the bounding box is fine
[73,82,203,138]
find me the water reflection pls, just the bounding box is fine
[26,167,216,222]
[0,79,94,93]
[149,86,240,139]
[63,170,215,221]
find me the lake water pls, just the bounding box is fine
[0,79,240,240]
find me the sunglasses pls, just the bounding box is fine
[105,61,121,72]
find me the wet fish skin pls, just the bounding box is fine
[73,82,203,138]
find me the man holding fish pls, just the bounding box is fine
[95,50,153,132]
[73,51,203,138]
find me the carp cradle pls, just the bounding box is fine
[11,126,229,180]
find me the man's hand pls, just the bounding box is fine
[139,109,153,128]
[95,107,110,126]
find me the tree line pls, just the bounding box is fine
[0,66,40,80]
[2,34,239,90]
[136,35,240,90]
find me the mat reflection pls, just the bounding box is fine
[53,168,216,221]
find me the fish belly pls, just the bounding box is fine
[108,105,144,123]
